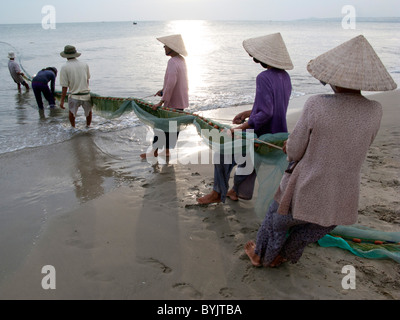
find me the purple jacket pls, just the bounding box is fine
[247,68,292,136]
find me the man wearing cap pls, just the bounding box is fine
[59,45,92,127]
[8,52,30,91]
[140,34,189,159]
[245,35,397,268]
[197,33,293,205]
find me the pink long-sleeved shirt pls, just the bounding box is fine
[274,93,382,227]
[162,55,189,109]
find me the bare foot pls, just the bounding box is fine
[140,149,171,159]
[269,255,288,268]
[140,150,158,159]
[157,150,170,158]
[227,188,238,201]
[244,241,261,267]
[140,152,152,159]
[197,190,221,204]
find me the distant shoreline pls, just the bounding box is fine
[1,17,400,26]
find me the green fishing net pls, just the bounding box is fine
[319,225,400,263]
[252,133,290,220]
[91,94,290,218]
[92,94,196,132]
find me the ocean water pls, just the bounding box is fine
[0,20,399,156]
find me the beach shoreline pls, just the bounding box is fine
[0,90,399,300]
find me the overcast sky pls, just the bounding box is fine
[1,0,399,24]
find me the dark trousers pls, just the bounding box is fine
[32,82,55,110]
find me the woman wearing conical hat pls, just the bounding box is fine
[197,33,293,205]
[140,34,189,159]
[245,35,397,268]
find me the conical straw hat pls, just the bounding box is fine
[307,35,397,91]
[157,34,188,57]
[242,33,293,70]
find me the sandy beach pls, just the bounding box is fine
[0,90,399,300]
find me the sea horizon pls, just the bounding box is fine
[1,16,400,25]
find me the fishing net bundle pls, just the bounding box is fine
[318,225,400,263]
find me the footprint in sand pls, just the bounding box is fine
[137,257,172,274]
[219,287,233,298]
[185,203,209,209]
[172,282,202,299]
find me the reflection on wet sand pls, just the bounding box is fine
[71,132,115,203]
[14,91,30,124]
